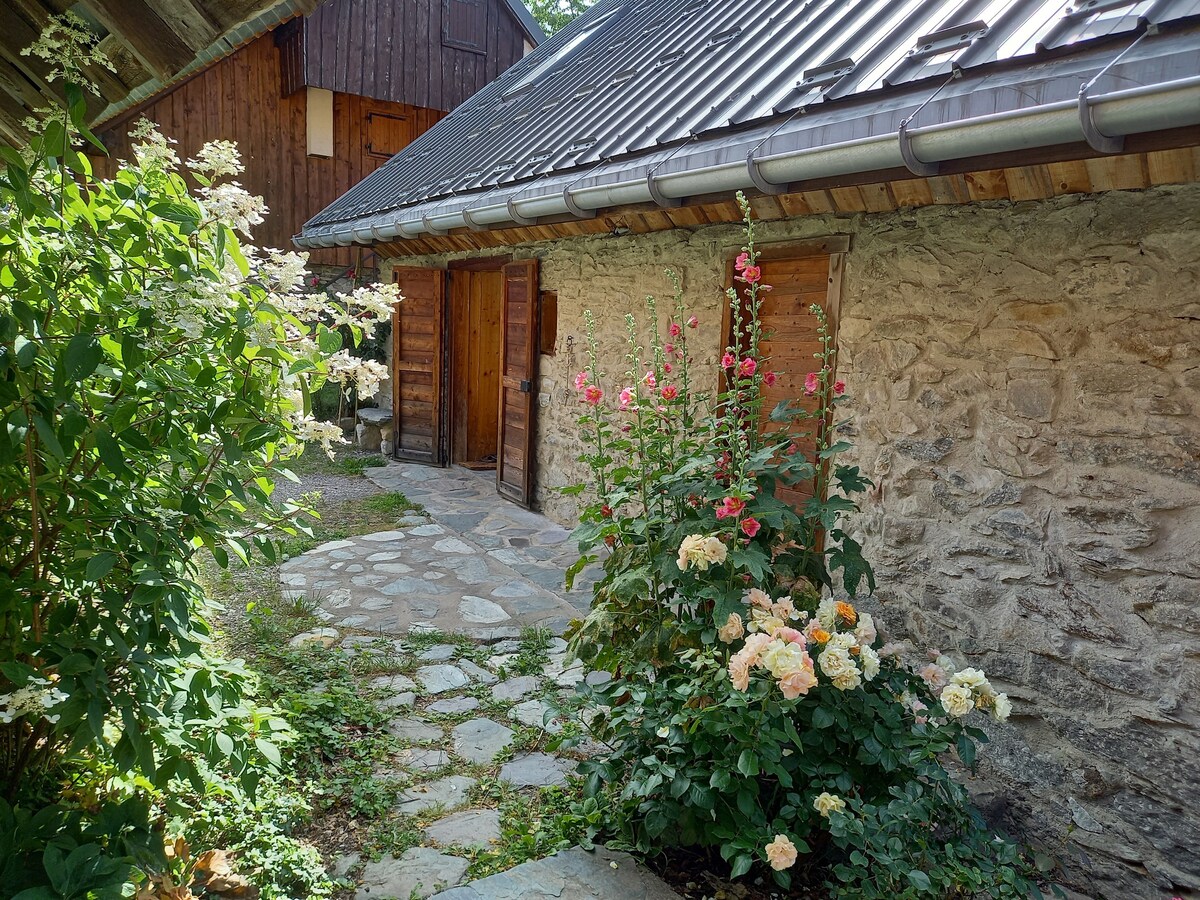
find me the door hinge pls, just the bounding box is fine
[519,379,532,393]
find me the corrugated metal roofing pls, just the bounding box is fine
[301,0,1200,236]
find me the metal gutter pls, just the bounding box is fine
[294,73,1200,249]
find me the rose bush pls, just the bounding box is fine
[565,194,1055,896]
[0,17,395,896]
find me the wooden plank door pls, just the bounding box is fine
[725,239,845,507]
[391,266,446,465]
[496,259,539,506]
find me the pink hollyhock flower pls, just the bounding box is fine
[786,442,799,455]
[763,371,777,387]
[734,251,751,271]
[664,342,674,354]
[663,362,673,374]
[721,352,736,368]
[739,265,761,284]
[643,371,657,388]
[668,321,682,337]
[715,496,746,520]
[834,379,846,395]
[657,404,667,412]
[620,423,632,433]
[660,384,678,401]
[686,315,698,329]
[584,386,603,404]
[739,358,757,377]
[619,387,635,410]
[741,516,761,537]
[574,371,589,391]
[804,371,820,395]
[758,283,773,292]
[600,504,613,518]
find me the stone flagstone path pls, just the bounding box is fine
[281,464,598,638]
[284,463,677,900]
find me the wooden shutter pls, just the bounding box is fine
[496,259,539,506]
[391,266,445,465]
[725,238,846,507]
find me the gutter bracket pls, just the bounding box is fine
[506,196,536,226]
[898,117,939,177]
[562,185,594,218]
[746,147,787,195]
[1078,83,1124,153]
[420,214,446,236]
[647,170,682,207]
[461,207,489,232]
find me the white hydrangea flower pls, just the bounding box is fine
[186,140,244,179]
[198,182,267,237]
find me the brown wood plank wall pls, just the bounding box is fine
[90,31,446,267]
[303,0,528,113]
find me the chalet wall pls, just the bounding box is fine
[385,180,1200,899]
[92,31,443,267]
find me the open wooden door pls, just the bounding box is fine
[391,266,445,465]
[496,259,539,506]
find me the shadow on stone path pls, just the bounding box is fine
[281,463,598,637]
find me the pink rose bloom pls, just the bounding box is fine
[664,342,674,354]
[668,321,682,337]
[739,358,757,377]
[574,371,589,391]
[920,663,949,694]
[618,387,635,410]
[721,352,736,369]
[643,371,657,388]
[660,384,678,401]
[804,371,820,395]
[834,379,846,395]
[763,371,777,387]
[686,315,698,329]
[583,385,603,405]
[776,627,805,645]
[741,516,761,537]
[740,265,761,284]
[779,665,817,700]
[742,632,773,664]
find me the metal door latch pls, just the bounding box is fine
[519,379,532,392]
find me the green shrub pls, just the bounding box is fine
[566,194,1055,897]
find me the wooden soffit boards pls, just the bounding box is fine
[375,141,1200,259]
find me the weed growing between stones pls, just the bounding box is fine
[565,194,1061,898]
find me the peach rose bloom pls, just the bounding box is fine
[765,834,798,870]
[745,588,772,610]
[728,656,750,691]
[718,613,745,644]
[779,665,817,699]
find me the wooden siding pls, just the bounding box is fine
[375,141,1200,258]
[90,30,445,267]
[303,0,529,112]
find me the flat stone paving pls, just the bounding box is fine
[281,463,598,637]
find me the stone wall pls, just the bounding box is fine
[385,181,1200,899]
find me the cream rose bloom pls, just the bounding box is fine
[677,534,708,571]
[728,655,751,692]
[815,597,839,629]
[761,641,811,679]
[718,612,745,644]
[831,669,862,691]
[920,662,949,694]
[855,612,877,646]
[702,536,727,565]
[813,792,846,818]
[764,834,798,870]
[818,646,855,679]
[771,597,797,621]
[950,667,989,691]
[748,608,785,634]
[940,683,975,717]
[859,644,880,681]
[991,692,1012,722]
[779,665,818,699]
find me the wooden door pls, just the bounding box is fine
[726,239,846,506]
[391,266,445,465]
[496,259,539,506]
[449,268,503,466]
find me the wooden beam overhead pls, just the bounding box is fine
[81,0,196,80]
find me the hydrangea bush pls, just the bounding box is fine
[0,18,395,895]
[566,195,1054,897]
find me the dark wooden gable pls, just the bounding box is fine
[302,0,531,112]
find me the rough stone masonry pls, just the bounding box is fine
[385,181,1200,899]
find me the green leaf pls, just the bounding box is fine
[812,707,835,729]
[64,333,103,382]
[736,749,759,776]
[907,869,932,892]
[32,415,65,461]
[85,552,118,581]
[730,853,754,879]
[13,335,36,368]
[317,327,343,355]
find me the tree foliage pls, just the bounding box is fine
[526,0,595,35]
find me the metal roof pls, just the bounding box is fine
[298,0,1200,244]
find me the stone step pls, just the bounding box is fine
[427,845,683,900]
